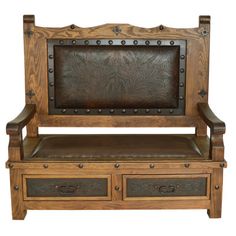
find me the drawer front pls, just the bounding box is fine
[23,175,111,200]
[123,174,210,200]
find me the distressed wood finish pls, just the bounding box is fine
[24,16,210,128]
[6,15,227,219]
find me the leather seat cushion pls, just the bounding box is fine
[28,134,209,161]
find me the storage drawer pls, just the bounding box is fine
[23,175,111,200]
[123,174,210,200]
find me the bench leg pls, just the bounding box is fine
[12,208,27,220]
[208,168,223,218]
[10,169,27,220]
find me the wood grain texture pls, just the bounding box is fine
[24,200,210,210]
[6,15,227,219]
[208,168,223,218]
[25,15,211,128]
[10,169,27,220]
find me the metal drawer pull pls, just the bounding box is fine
[154,185,176,193]
[55,185,80,194]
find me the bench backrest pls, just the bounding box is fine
[23,15,210,133]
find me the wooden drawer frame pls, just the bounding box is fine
[123,174,210,201]
[23,175,111,201]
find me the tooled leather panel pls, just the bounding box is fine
[31,135,203,160]
[54,45,180,109]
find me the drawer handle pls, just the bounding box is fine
[55,185,80,194]
[155,185,176,193]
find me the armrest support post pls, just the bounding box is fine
[6,104,36,161]
[198,103,225,161]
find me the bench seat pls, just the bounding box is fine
[24,134,209,161]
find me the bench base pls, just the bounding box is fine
[8,160,225,219]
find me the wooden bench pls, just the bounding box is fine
[6,15,226,219]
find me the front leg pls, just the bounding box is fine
[10,168,27,220]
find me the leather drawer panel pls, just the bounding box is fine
[123,175,210,200]
[23,175,111,200]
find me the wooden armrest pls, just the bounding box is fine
[198,103,226,135]
[6,104,36,135]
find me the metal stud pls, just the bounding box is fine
[43,164,48,169]
[7,163,14,169]
[59,40,64,45]
[149,164,155,169]
[215,185,220,190]
[14,185,19,191]
[121,40,126,45]
[133,109,138,113]
[122,109,126,113]
[70,24,75,29]
[169,109,173,113]
[115,186,120,191]
[220,163,225,168]
[133,40,138,45]
[198,89,207,98]
[110,109,114,113]
[108,40,113,45]
[49,82,54,87]
[180,82,184,87]
[96,40,101,45]
[78,163,84,169]
[157,40,161,45]
[159,25,164,30]
[61,109,66,113]
[84,40,89,45]
[145,40,150,45]
[179,96,184,100]
[145,109,150,113]
[157,109,161,113]
[72,40,76,44]
[74,109,78,113]
[49,68,53,73]
[180,55,185,60]
[49,54,53,59]
[98,109,102,113]
[114,163,120,168]
[170,40,175,45]
[180,68,185,73]
[50,97,54,101]
[86,109,90,113]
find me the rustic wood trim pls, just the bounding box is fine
[198,103,225,161]
[7,104,36,161]
[23,15,38,136]
[38,115,203,128]
[10,169,27,220]
[112,174,122,201]
[198,103,225,135]
[23,174,111,201]
[6,161,227,170]
[24,199,210,210]
[6,104,36,135]
[123,174,210,201]
[210,134,224,161]
[208,168,223,218]
[28,15,210,127]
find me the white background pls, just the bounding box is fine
[0,0,235,235]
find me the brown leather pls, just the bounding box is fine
[54,45,180,109]
[29,134,207,161]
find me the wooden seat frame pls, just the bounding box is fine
[6,15,226,219]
